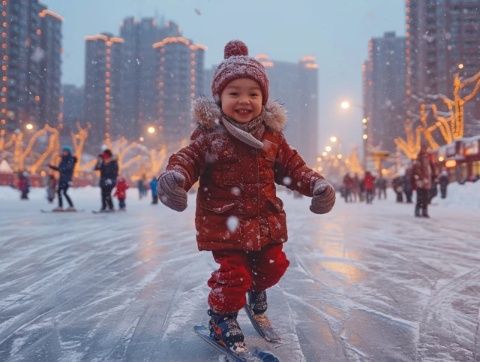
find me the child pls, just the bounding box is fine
[46,172,57,203]
[114,176,129,210]
[157,40,335,353]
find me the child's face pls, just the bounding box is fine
[220,78,263,124]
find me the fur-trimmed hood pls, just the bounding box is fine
[192,97,287,132]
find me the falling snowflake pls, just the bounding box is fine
[231,187,241,196]
[226,216,239,232]
[282,177,292,186]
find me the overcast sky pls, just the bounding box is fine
[42,0,405,151]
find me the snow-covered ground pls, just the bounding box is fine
[0,182,479,361]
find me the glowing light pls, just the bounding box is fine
[147,126,156,134]
[330,136,337,143]
[322,151,328,157]
[337,154,343,159]
[325,146,332,152]
[340,101,351,110]
[25,123,33,131]
[362,134,368,140]
[458,63,464,70]
[445,160,456,168]
[139,136,144,142]
[362,118,368,124]
[438,156,445,162]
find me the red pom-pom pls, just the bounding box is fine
[224,40,248,59]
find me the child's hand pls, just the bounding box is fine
[157,171,188,211]
[310,179,336,214]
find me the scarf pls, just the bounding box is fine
[221,112,265,149]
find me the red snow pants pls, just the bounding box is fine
[207,244,290,314]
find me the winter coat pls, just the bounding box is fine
[49,153,77,187]
[165,98,323,252]
[150,178,158,193]
[363,172,375,191]
[94,156,119,187]
[412,151,435,190]
[114,179,128,199]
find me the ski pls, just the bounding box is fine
[41,209,84,213]
[244,305,281,343]
[193,325,279,362]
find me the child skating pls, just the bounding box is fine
[157,40,335,357]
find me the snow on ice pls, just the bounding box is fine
[0,182,479,361]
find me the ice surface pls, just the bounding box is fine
[0,182,479,361]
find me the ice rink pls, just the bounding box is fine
[1,183,479,361]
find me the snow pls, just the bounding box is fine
[0,182,479,361]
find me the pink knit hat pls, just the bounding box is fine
[211,40,269,105]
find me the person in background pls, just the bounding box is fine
[114,176,129,210]
[17,171,30,200]
[49,146,77,211]
[94,148,119,212]
[46,172,57,203]
[392,174,404,203]
[137,174,147,200]
[376,175,387,200]
[150,176,158,204]
[403,167,414,203]
[412,146,435,217]
[438,168,449,199]
[363,171,375,204]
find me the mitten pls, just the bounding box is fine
[157,170,188,211]
[310,179,336,214]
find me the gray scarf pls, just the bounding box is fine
[221,113,265,149]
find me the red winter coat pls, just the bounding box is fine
[165,99,323,252]
[114,179,129,199]
[363,172,375,191]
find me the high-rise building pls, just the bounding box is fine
[1,0,45,132]
[153,37,205,146]
[84,33,125,146]
[62,84,84,133]
[119,18,181,138]
[406,0,480,136]
[363,32,406,153]
[38,7,62,129]
[256,54,319,165]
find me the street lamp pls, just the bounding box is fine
[340,100,368,170]
[147,126,156,135]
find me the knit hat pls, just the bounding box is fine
[211,40,269,105]
[62,145,72,154]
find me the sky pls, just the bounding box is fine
[42,0,405,151]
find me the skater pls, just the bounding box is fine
[156,40,336,355]
[46,172,56,203]
[403,167,414,203]
[17,171,30,200]
[114,176,129,210]
[438,168,449,199]
[137,174,147,200]
[150,176,158,204]
[392,174,404,203]
[363,171,375,204]
[376,175,387,200]
[48,146,77,211]
[412,146,435,217]
[94,148,118,212]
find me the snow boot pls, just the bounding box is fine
[248,290,268,315]
[415,206,421,217]
[422,208,430,218]
[52,206,64,212]
[208,310,247,353]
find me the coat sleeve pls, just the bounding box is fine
[165,129,208,191]
[274,133,323,196]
